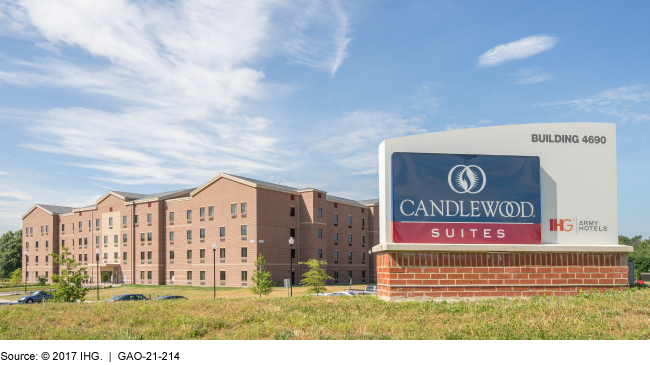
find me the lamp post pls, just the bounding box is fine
[289,237,294,297]
[95,249,100,301]
[212,242,217,299]
[23,251,28,293]
[368,249,372,283]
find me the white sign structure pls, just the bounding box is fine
[379,122,618,246]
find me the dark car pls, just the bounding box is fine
[18,290,54,304]
[154,295,188,300]
[104,294,149,302]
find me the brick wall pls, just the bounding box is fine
[377,251,629,300]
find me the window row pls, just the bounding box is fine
[25,255,49,263]
[168,247,247,260]
[169,226,247,241]
[168,271,247,281]
[332,251,368,261]
[332,270,366,280]
[24,241,49,249]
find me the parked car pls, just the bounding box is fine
[105,294,149,302]
[154,295,187,300]
[308,293,331,297]
[364,285,377,295]
[331,291,358,296]
[17,290,54,304]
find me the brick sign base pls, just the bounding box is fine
[375,247,630,301]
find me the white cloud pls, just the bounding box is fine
[312,111,428,174]
[445,119,493,131]
[0,0,354,187]
[477,35,558,68]
[513,68,553,84]
[541,85,650,123]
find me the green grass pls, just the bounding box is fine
[2,288,650,339]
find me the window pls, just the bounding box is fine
[362,208,365,213]
[334,203,338,208]
[200,249,205,259]
[147,213,152,223]
[109,217,113,226]
[241,271,247,281]
[241,247,247,258]
[140,233,145,242]
[62,224,65,232]
[148,271,152,280]
[208,206,214,217]
[114,235,118,244]
[348,252,352,261]
[362,252,366,260]
[103,253,108,259]
[187,271,192,280]
[170,271,174,280]
[78,221,82,230]
[140,252,145,260]
[361,218,365,227]
[30,227,33,234]
[220,227,225,237]
[147,232,152,242]
[46,241,49,248]
[114,252,118,259]
[123,234,127,243]
[85,254,88,262]
[82,238,86,245]
[148,203,151,208]
[317,229,322,238]
[200,207,205,218]
[220,248,226,258]
[147,251,152,260]
[318,249,322,259]
[317,208,322,218]
[45,271,48,278]
[79,238,82,246]
[187,210,192,220]
[348,270,353,279]
[169,212,174,222]
[220,271,226,281]
[334,271,339,280]
[135,215,139,224]
[45,255,48,263]
[334,251,339,260]
[348,234,352,243]
[95,236,99,245]
[200,228,205,239]
[200,271,206,280]
[290,207,295,216]
[170,232,175,241]
[317,192,322,198]
[170,251,174,259]
[334,233,338,241]
[291,194,295,200]
[35,256,38,263]
[241,225,247,236]
[291,248,295,259]
[348,216,352,225]
[361,235,365,244]
[26,242,29,249]
[334,214,338,223]
[35,241,39,248]
[140,271,145,280]
[231,204,237,214]
[123,216,127,225]
[187,250,192,259]
[41,225,44,233]
[187,230,192,240]
[290,228,295,238]
[62,240,65,247]
[123,252,127,261]
[241,202,247,214]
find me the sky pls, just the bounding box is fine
[0,0,649,238]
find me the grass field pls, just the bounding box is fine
[1,288,650,340]
[0,283,369,301]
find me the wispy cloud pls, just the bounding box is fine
[477,35,558,68]
[0,0,354,187]
[446,119,493,131]
[513,68,553,84]
[540,85,650,123]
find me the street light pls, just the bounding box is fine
[212,243,217,299]
[23,251,28,293]
[289,237,294,297]
[95,249,100,301]
[368,249,372,284]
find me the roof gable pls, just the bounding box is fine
[22,204,74,220]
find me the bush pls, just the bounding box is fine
[629,253,650,278]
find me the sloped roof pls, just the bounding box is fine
[327,195,368,208]
[191,173,300,196]
[110,191,148,201]
[134,188,196,202]
[358,199,379,206]
[21,204,75,219]
[233,175,300,192]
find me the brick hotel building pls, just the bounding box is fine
[21,173,379,287]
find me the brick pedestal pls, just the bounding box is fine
[374,244,632,301]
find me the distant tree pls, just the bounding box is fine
[37,274,48,289]
[10,268,22,294]
[101,272,111,283]
[299,259,333,295]
[250,254,274,298]
[619,235,650,256]
[49,246,89,302]
[0,230,22,278]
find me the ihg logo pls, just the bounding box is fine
[550,219,573,232]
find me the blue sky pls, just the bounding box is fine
[0,0,649,238]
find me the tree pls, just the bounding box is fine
[250,254,274,298]
[37,274,48,289]
[10,268,22,295]
[0,230,22,278]
[101,272,111,283]
[299,259,333,294]
[49,246,89,302]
